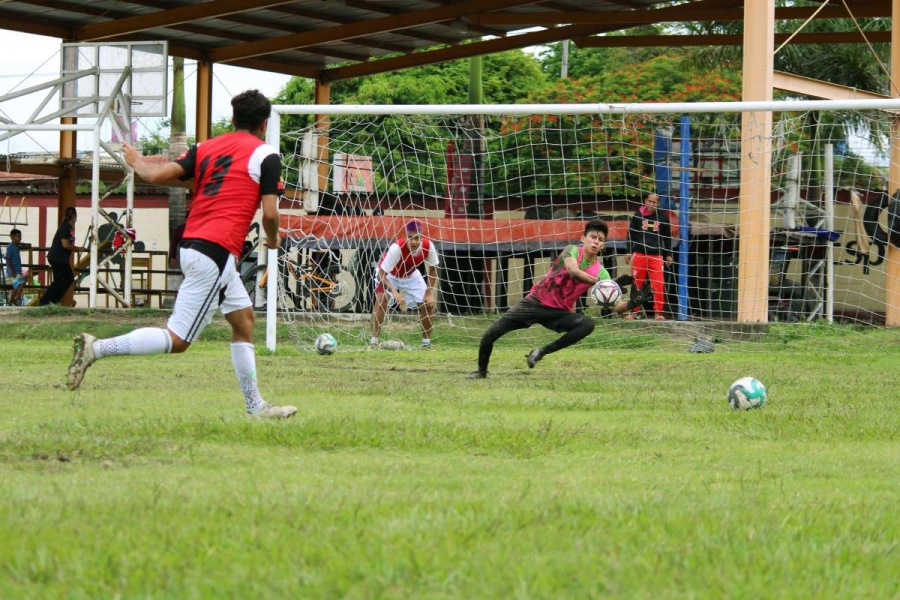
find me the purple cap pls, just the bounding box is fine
[405,220,422,234]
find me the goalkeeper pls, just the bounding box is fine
[468,220,646,379]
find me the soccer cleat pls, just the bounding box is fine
[420,342,434,351]
[526,349,543,369]
[249,404,298,419]
[67,333,97,391]
[467,371,487,380]
[654,314,666,321]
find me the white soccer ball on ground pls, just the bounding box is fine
[591,279,622,308]
[314,333,338,355]
[728,377,767,410]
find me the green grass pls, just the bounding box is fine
[1,311,899,598]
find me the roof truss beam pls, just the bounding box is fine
[773,70,889,100]
[323,22,618,82]
[73,0,297,41]
[576,30,892,48]
[209,0,538,63]
[477,3,890,26]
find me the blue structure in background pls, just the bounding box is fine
[676,116,692,322]
[653,128,675,210]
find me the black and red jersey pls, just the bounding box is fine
[176,131,283,257]
[378,237,438,278]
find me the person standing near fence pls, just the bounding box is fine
[626,193,673,320]
[40,207,87,306]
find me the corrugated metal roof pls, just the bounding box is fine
[0,0,731,80]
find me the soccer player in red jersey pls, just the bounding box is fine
[66,90,296,419]
[370,220,439,349]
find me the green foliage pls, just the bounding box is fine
[138,118,172,156]
[137,117,233,157]
[496,54,742,197]
[273,49,546,137]
[537,27,671,80]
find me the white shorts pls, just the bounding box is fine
[167,247,251,343]
[374,270,428,307]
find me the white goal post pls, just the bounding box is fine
[263,99,900,352]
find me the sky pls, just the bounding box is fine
[0,30,293,155]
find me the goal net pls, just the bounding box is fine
[260,101,900,352]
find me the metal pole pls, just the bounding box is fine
[265,112,282,352]
[90,124,101,307]
[561,40,569,79]
[266,247,278,352]
[677,116,691,321]
[824,144,834,323]
[124,98,134,308]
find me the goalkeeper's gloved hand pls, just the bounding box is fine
[625,280,652,311]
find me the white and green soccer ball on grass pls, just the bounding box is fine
[728,377,767,410]
[314,333,338,355]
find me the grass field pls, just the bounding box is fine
[1,308,899,598]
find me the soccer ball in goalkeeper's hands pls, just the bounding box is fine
[728,377,767,410]
[591,280,622,308]
[315,333,338,355]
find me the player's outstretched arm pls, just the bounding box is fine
[122,143,188,187]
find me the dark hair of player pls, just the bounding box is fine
[10,228,21,237]
[63,207,78,222]
[583,219,608,238]
[231,90,272,131]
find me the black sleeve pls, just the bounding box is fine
[60,221,73,241]
[661,214,673,259]
[259,153,283,196]
[627,212,641,255]
[174,144,199,181]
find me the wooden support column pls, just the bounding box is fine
[59,116,78,306]
[887,0,900,325]
[195,60,213,142]
[737,0,774,323]
[314,79,331,196]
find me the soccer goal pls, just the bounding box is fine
[262,100,900,353]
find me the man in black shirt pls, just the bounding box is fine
[40,207,87,306]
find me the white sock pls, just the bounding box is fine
[92,328,172,358]
[422,338,431,346]
[369,336,379,345]
[231,342,266,413]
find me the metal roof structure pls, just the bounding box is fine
[0,0,892,83]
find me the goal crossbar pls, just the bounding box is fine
[273,99,900,116]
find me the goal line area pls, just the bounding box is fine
[254,100,900,353]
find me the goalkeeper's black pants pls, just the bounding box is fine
[477,312,594,373]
